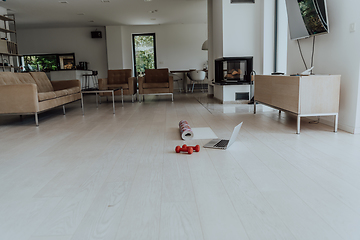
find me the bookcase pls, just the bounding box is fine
[0,14,21,72]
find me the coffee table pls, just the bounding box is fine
[81,87,123,114]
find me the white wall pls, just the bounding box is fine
[106,26,123,70]
[212,0,223,60]
[17,27,108,78]
[222,0,263,74]
[207,0,214,81]
[276,0,288,74]
[106,23,207,75]
[262,0,275,74]
[287,0,360,133]
[208,0,287,77]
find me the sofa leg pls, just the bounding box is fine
[81,93,84,115]
[35,113,39,127]
[63,105,66,115]
[132,95,134,103]
[171,93,174,102]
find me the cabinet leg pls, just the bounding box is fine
[81,93,84,115]
[296,116,301,134]
[95,93,98,108]
[334,114,338,133]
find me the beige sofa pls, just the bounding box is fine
[0,72,82,126]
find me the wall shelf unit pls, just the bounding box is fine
[0,14,21,72]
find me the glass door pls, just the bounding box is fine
[132,33,157,77]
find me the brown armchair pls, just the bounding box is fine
[98,69,137,102]
[138,68,173,102]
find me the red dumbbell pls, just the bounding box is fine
[175,144,193,154]
[185,145,200,152]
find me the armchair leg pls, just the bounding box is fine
[81,93,84,115]
[63,105,66,115]
[172,93,174,102]
[35,113,39,127]
[132,95,134,103]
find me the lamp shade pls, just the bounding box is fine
[201,40,208,50]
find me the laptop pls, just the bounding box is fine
[203,122,243,150]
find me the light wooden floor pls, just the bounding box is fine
[1,93,360,240]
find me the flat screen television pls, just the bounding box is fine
[285,0,329,40]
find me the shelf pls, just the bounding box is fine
[0,65,20,70]
[0,27,15,34]
[0,15,15,22]
[0,53,21,56]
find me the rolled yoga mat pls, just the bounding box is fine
[179,120,194,140]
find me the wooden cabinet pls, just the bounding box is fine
[0,14,21,72]
[254,75,341,134]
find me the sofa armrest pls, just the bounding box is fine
[0,84,39,114]
[138,77,145,94]
[52,80,81,91]
[168,76,174,93]
[128,77,137,95]
[98,78,108,90]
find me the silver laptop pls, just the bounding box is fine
[204,122,243,150]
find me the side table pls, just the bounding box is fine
[81,88,123,114]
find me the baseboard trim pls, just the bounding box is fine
[306,116,356,134]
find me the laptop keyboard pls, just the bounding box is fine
[214,140,229,148]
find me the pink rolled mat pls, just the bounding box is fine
[179,120,194,140]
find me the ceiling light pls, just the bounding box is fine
[101,0,110,2]
[144,0,152,2]
[77,13,85,15]
[151,18,156,21]
[59,1,68,3]
[148,10,158,13]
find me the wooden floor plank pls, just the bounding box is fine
[0,94,359,240]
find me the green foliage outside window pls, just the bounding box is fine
[298,0,327,35]
[134,35,155,75]
[24,55,57,72]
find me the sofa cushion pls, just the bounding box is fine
[0,72,22,85]
[30,72,54,93]
[66,86,81,95]
[143,82,169,89]
[108,69,131,84]
[144,69,169,83]
[16,73,37,85]
[55,89,69,98]
[107,84,129,90]
[38,92,57,102]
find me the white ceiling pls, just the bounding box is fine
[0,0,207,29]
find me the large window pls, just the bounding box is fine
[132,33,157,77]
[22,53,75,72]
